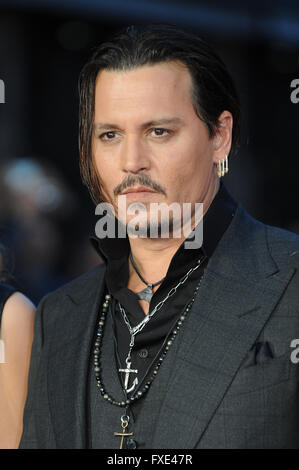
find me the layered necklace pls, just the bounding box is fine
[93,254,207,449]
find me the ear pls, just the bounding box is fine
[211,110,233,165]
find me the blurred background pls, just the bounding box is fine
[0,0,298,304]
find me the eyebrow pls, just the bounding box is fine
[93,117,185,132]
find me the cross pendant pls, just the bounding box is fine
[114,417,133,449]
[114,429,134,449]
[119,360,138,393]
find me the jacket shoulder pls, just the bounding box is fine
[38,263,106,306]
[228,204,299,274]
[265,223,299,268]
[58,262,105,293]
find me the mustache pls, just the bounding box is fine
[114,174,167,197]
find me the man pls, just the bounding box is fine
[20,24,299,449]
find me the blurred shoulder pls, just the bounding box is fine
[1,292,35,335]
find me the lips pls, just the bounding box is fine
[120,187,157,195]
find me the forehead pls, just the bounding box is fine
[94,61,195,121]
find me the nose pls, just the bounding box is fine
[120,134,150,174]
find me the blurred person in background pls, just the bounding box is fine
[0,157,87,304]
[0,243,35,448]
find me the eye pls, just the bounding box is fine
[150,128,171,137]
[99,131,117,141]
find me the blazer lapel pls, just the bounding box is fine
[47,265,106,448]
[152,204,296,449]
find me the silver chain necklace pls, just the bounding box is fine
[118,255,206,393]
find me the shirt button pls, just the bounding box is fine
[138,348,149,358]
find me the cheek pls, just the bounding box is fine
[161,145,210,200]
[164,145,205,183]
[93,152,117,198]
[93,141,117,174]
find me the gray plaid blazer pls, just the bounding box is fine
[19,200,299,448]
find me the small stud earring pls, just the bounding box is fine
[217,155,228,178]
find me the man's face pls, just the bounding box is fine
[92,61,220,232]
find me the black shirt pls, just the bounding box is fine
[90,182,237,412]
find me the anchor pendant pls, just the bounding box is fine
[126,377,138,393]
[119,359,139,393]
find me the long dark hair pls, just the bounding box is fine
[78,23,241,204]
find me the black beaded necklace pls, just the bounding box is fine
[93,271,205,449]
